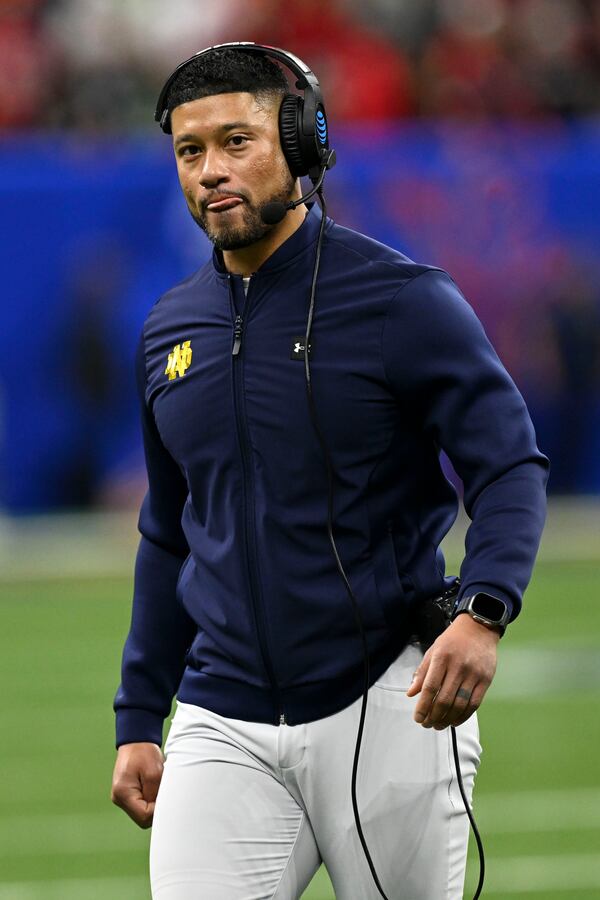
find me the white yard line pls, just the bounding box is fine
[0,875,149,900]
[0,511,139,582]
[0,498,598,582]
[0,811,147,858]
[467,853,600,894]
[2,788,600,858]
[2,855,600,898]
[476,787,600,832]
[491,645,600,697]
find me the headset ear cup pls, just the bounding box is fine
[279,94,307,178]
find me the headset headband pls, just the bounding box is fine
[154,42,324,137]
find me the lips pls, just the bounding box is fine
[205,196,243,212]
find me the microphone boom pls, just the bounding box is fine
[260,151,334,225]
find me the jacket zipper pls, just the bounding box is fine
[232,314,243,356]
[228,275,286,725]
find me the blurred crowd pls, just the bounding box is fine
[3,0,600,130]
[2,0,600,510]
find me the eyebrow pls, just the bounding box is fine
[174,123,254,147]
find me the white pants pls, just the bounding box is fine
[150,644,481,900]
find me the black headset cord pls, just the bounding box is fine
[303,187,485,900]
[451,725,485,899]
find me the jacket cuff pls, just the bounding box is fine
[115,707,165,749]
[457,583,517,624]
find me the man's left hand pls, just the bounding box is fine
[406,613,500,729]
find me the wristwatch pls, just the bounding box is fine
[453,592,510,636]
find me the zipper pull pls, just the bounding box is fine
[232,315,243,356]
[279,713,286,725]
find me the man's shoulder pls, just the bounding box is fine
[143,260,214,331]
[138,260,215,346]
[325,220,435,283]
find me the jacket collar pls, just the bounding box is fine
[212,203,324,281]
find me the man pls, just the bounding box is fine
[112,46,548,899]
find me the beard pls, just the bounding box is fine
[189,170,296,251]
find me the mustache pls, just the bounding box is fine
[200,190,249,211]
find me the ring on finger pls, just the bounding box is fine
[456,687,471,702]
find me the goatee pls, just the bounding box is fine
[190,176,296,250]
[189,206,271,251]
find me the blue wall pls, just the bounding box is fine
[2,123,599,510]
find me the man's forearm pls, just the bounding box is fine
[459,458,548,621]
[114,536,196,748]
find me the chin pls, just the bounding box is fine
[212,235,263,251]
[190,204,272,250]
[210,224,271,252]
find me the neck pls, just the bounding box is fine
[222,199,308,277]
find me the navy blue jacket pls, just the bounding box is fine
[114,206,548,747]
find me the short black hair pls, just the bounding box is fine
[166,48,289,119]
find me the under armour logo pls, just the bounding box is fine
[290,336,312,360]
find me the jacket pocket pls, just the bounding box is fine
[387,521,417,600]
[386,519,446,606]
[369,521,416,630]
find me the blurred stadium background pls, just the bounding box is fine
[1,0,599,897]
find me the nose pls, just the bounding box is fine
[198,149,229,189]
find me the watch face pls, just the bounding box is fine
[472,593,506,622]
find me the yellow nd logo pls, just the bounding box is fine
[165,340,192,380]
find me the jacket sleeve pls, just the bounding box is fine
[381,269,549,621]
[113,333,197,747]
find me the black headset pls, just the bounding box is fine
[154,41,333,181]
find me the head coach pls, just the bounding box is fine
[111,43,548,900]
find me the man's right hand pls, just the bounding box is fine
[111,742,164,829]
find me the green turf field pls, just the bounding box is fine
[0,509,599,898]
